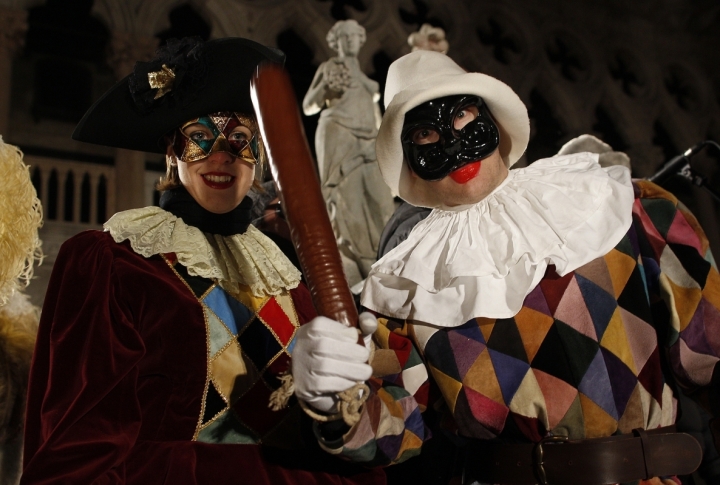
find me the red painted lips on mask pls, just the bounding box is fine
[449,161,481,184]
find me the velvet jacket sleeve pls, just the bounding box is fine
[633,181,720,396]
[316,316,431,466]
[22,232,146,484]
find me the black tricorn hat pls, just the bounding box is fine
[72,37,285,154]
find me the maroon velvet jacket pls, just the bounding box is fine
[21,230,383,484]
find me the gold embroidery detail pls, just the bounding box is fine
[193,303,214,440]
[235,315,257,338]
[161,258,214,441]
[148,64,176,99]
[205,305,239,339]
[197,283,215,301]
[233,112,259,165]
[224,283,269,312]
[162,265,302,442]
[257,312,294,354]
[275,291,301,328]
[210,341,259,404]
[237,139,257,165]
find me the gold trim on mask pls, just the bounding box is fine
[178,113,260,165]
[181,118,201,130]
[232,113,260,165]
[237,145,256,165]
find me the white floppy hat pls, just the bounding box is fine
[376,50,530,205]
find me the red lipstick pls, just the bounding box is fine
[201,172,236,190]
[449,161,481,184]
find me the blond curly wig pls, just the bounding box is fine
[0,137,43,306]
[0,292,38,443]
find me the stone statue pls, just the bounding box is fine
[303,20,395,287]
[408,23,449,54]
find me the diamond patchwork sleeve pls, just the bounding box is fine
[633,181,720,392]
[316,316,431,466]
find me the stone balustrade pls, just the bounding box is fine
[25,155,116,227]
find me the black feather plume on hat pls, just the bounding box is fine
[128,37,207,115]
[73,37,285,154]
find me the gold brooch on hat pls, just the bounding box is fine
[148,64,176,99]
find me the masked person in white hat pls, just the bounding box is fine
[292,50,720,484]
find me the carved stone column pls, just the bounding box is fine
[0,7,28,138]
[107,32,158,212]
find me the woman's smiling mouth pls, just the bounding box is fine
[201,172,235,189]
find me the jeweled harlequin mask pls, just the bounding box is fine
[401,95,500,181]
[173,111,259,164]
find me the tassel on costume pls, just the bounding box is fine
[268,371,295,411]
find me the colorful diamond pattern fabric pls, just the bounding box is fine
[163,258,301,445]
[317,319,430,465]
[200,284,300,443]
[421,229,709,441]
[330,181,720,474]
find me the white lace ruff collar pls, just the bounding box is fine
[361,153,634,327]
[104,207,301,297]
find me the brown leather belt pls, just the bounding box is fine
[463,426,702,485]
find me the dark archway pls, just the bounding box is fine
[97,175,107,224]
[31,167,42,202]
[63,171,75,221]
[47,169,58,220]
[156,4,211,45]
[25,0,110,123]
[80,173,91,223]
[526,89,566,163]
[593,105,629,152]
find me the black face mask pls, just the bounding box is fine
[401,95,500,181]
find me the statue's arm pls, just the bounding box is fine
[302,62,329,116]
[373,101,382,130]
[359,73,380,99]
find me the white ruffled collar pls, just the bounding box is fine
[361,153,634,327]
[104,207,301,297]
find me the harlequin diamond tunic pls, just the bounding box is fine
[21,209,383,484]
[327,175,720,484]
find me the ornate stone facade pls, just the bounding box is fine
[1,0,718,306]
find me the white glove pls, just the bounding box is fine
[358,312,378,348]
[291,313,377,413]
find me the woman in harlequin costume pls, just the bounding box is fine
[291,50,720,484]
[20,37,383,485]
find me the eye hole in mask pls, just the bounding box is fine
[401,95,500,181]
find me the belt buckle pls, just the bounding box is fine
[533,435,569,485]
